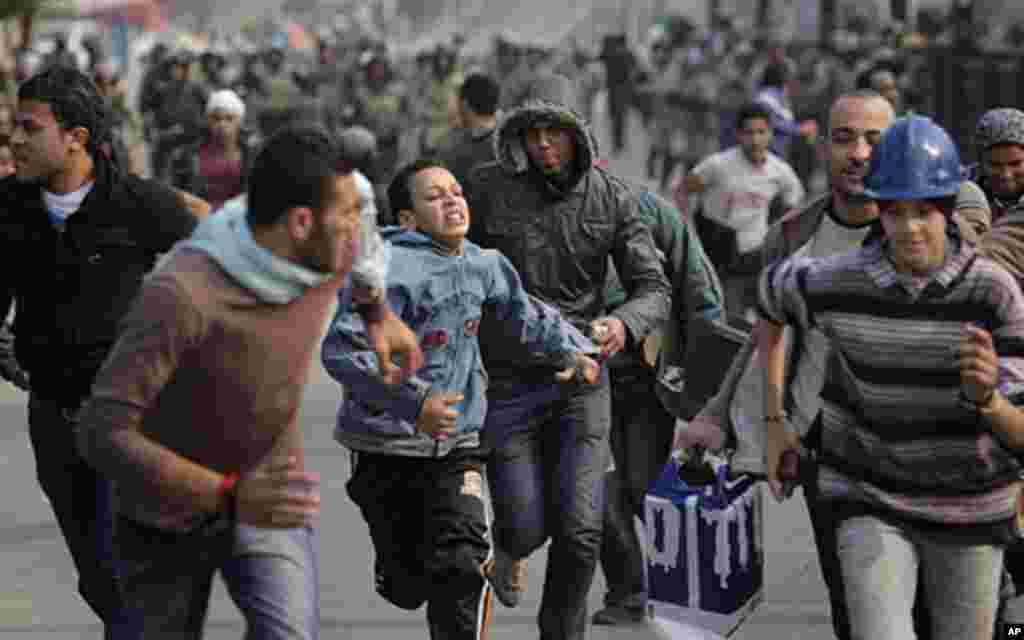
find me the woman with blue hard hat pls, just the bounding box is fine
[759,114,1024,639]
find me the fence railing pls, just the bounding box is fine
[919,45,1024,160]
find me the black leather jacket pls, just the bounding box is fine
[0,157,196,406]
[465,98,670,382]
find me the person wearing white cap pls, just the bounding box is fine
[167,88,254,211]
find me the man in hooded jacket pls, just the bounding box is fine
[464,73,670,640]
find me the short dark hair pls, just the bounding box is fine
[837,88,887,103]
[247,123,347,227]
[18,66,112,158]
[459,72,500,116]
[736,103,773,130]
[388,157,449,219]
[760,62,791,89]
[879,195,957,215]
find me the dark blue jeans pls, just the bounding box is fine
[599,367,675,610]
[484,373,611,640]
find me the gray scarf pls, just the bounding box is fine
[176,196,332,304]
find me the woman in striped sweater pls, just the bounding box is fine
[758,114,1024,640]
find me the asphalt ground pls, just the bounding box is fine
[0,93,835,639]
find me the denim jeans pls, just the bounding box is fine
[115,515,319,639]
[803,459,934,640]
[836,514,1003,640]
[484,373,611,640]
[27,394,126,633]
[598,367,674,610]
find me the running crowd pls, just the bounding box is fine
[5,12,1024,640]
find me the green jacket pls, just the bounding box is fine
[605,188,724,413]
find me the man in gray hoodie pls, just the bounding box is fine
[464,73,670,640]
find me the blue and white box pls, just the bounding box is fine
[645,459,763,637]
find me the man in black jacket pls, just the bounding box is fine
[0,66,197,636]
[465,74,670,640]
[594,187,724,626]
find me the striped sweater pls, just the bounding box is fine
[759,231,1024,533]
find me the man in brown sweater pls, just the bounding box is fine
[77,123,423,638]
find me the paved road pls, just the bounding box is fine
[0,371,691,639]
[0,368,831,639]
[0,96,834,639]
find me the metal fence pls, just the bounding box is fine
[920,45,1024,161]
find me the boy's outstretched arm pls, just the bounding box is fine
[486,252,600,383]
[322,295,431,425]
[354,294,424,386]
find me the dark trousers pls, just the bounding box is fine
[722,272,760,320]
[27,394,129,636]
[1006,544,1024,597]
[484,374,611,640]
[346,448,493,640]
[801,457,931,640]
[599,367,675,610]
[607,86,631,153]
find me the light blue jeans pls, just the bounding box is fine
[115,515,319,639]
[225,525,319,640]
[836,515,1003,640]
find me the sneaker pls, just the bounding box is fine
[591,604,647,626]
[482,548,527,608]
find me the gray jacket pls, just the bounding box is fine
[465,83,670,384]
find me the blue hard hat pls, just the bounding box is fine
[863,114,962,201]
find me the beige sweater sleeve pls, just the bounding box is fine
[953,180,992,243]
[979,208,1024,285]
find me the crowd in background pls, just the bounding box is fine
[0,2,1012,207]
[7,3,1024,639]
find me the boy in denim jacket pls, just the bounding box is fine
[322,158,599,640]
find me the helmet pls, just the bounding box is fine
[864,115,962,201]
[338,126,378,166]
[974,108,1024,152]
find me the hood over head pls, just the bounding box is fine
[493,72,598,187]
[380,225,470,256]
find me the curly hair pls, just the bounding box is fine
[18,65,113,159]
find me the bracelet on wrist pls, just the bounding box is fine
[217,472,240,520]
[959,389,997,414]
[977,389,1000,415]
[764,413,788,423]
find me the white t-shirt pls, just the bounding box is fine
[693,147,805,253]
[43,181,95,228]
[806,209,873,259]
